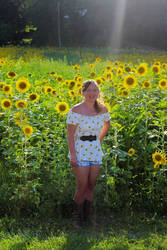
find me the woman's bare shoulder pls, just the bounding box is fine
[71,103,83,113]
[99,104,108,114]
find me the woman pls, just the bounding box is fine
[66,79,110,229]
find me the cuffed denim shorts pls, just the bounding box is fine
[74,160,102,167]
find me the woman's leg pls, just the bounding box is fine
[83,165,100,224]
[84,165,100,201]
[72,166,90,204]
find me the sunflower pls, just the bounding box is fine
[152,151,165,164]
[151,65,161,74]
[158,79,167,90]
[105,65,112,71]
[142,81,151,89]
[117,68,123,75]
[3,84,12,94]
[56,75,63,82]
[122,89,129,97]
[51,89,57,95]
[49,72,57,76]
[104,72,113,80]
[128,148,135,157]
[0,82,5,90]
[6,71,17,79]
[1,99,12,110]
[56,102,69,115]
[136,63,147,76]
[43,85,53,94]
[118,87,126,96]
[124,66,132,73]
[69,80,76,89]
[16,78,30,93]
[124,75,137,88]
[114,61,120,66]
[77,76,82,82]
[95,57,101,63]
[154,61,160,66]
[0,59,6,66]
[76,82,82,89]
[90,72,96,77]
[90,64,95,68]
[23,126,33,136]
[72,64,80,70]
[68,90,75,98]
[15,100,27,109]
[28,93,40,102]
[13,112,28,127]
[95,77,103,85]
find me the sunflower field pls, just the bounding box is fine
[0,46,166,218]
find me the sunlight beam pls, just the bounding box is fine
[110,0,127,53]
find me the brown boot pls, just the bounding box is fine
[72,201,83,229]
[83,200,97,226]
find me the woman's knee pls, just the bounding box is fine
[77,183,87,194]
[87,182,96,192]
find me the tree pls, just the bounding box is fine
[0,0,27,45]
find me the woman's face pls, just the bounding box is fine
[82,82,99,103]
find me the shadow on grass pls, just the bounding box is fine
[1,212,167,249]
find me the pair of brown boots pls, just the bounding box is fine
[73,200,95,229]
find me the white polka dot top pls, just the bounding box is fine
[66,110,110,162]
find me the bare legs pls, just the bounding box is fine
[72,165,100,204]
[72,165,100,228]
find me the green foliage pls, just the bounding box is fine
[0,47,166,218]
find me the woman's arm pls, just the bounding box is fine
[99,120,110,142]
[67,123,78,166]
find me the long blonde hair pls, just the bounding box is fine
[82,80,103,113]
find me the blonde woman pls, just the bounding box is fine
[67,79,110,229]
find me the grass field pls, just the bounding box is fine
[1,213,167,249]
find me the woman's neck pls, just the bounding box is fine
[83,101,95,110]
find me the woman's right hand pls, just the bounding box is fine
[70,155,78,167]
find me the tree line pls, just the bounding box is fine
[0,0,167,49]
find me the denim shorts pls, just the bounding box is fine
[74,160,102,167]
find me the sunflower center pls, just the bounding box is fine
[30,94,37,100]
[160,81,166,86]
[153,67,158,73]
[96,79,101,84]
[144,82,150,87]
[70,82,75,88]
[9,72,16,77]
[155,154,162,161]
[25,128,30,133]
[125,67,131,72]
[4,86,10,91]
[123,90,128,96]
[107,74,111,79]
[59,105,66,111]
[19,82,27,89]
[4,101,10,107]
[18,102,25,108]
[138,67,145,73]
[126,77,134,85]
